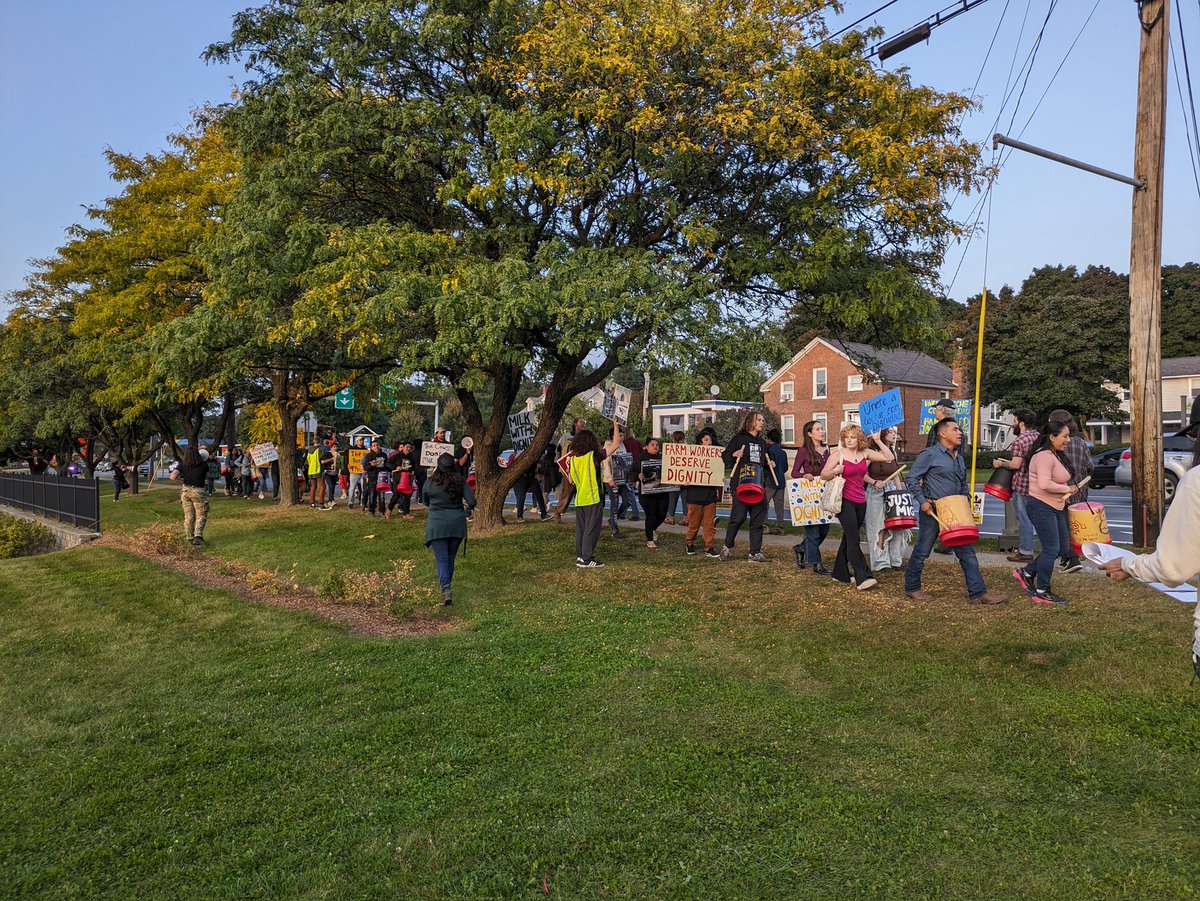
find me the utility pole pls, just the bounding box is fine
[1129,0,1169,547]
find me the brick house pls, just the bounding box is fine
[760,338,957,454]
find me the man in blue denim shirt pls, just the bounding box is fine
[904,418,1007,605]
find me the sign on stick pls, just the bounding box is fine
[599,380,632,423]
[249,443,279,466]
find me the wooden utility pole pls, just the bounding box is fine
[1129,0,1169,548]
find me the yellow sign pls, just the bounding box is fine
[972,491,984,525]
[348,448,368,475]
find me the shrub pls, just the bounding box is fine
[133,522,198,558]
[0,514,55,559]
[338,560,437,619]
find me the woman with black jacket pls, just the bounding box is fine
[719,411,773,563]
[635,437,669,549]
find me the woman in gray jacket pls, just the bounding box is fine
[422,453,476,605]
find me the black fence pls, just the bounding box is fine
[0,473,100,531]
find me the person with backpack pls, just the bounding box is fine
[112,462,129,501]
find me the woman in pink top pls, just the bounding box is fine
[821,423,895,590]
[1012,422,1082,605]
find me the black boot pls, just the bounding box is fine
[812,562,832,576]
[793,544,805,568]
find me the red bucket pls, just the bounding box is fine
[882,489,917,531]
[983,466,1013,503]
[467,474,478,490]
[734,463,765,504]
[934,496,979,547]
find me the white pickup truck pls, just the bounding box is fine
[1115,434,1194,504]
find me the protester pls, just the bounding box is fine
[1046,409,1092,574]
[554,417,587,522]
[602,453,623,538]
[765,428,790,535]
[27,449,48,476]
[1100,396,1200,678]
[112,461,129,501]
[683,427,721,557]
[1011,421,1084,605]
[925,399,962,555]
[346,437,366,507]
[636,437,670,549]
[361,439,389,517]
[514,453,549,523]
[386,440,417,520]
[791,419,832,575]
[994,409,1039,564]
[863,426,907,573]
[904,418,1006,605]
[719,410,773,563]
[321,437,338,508]
[566,419,621,567]
[256,456,272,500]
[423,453,476,605]
[605,440,634,536]
[821,424,894,590]
[270,457,281,501]
[170,447,210,546]
[306,442,325,507]
[222,448,238,496]
[621,429,644,521]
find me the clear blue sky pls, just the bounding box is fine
[2,1,1198,314]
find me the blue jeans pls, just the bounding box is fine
[1056,508,1076,564]
[1024,496,1061,592]
[1012,492,1035,555]
[905,509,987,598]
[801,523,830,564]
[430,536,463,590]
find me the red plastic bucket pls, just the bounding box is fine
[735,464,765,504]
[934,495,978,547]
[882,489,917,530]
[983,466,1013,502]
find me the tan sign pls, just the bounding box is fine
[420,440,456,467]
[788,478,836,527]
[661,443,725,488]
[347,448,368,475]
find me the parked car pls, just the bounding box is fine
[137,462,151,479]
[1089,447,1125,489]
[1115,434,1194,504]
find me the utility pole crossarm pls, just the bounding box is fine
[992,134,1146,190]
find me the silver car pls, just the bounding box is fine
[1115,434,1194,504]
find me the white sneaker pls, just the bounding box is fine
[856,577,878,591]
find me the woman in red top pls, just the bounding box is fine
[821,423,895,590]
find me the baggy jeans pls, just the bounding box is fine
[181,485,209,540]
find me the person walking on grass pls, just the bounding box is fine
[719,410,772,564]
[1101,396,1200,680]
[791,419,832,575]
[112,461,129,502]
[423,453,476,605]
[765,428,790,535]
[864,426,907,573]
[821,424,894,591]
[170,447,210,547]
[684,427,721,557]
[1010,421,1084,606]
[994,409,1039,565]
[635,437,670,549]
[386,440,417,520]
[904,418,1006,606]
[1046,408,1092,575]
[553,417,587,522]
[566,419,621,568]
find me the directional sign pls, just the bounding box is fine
[334,387,355,410]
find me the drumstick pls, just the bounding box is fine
[1074,475,1091,489]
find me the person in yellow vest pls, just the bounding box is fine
[306,443,325,507]
[566,418,621,568]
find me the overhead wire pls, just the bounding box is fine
[1172,0,1200,202]
[819,0,906,46]
[1012,0,1102,141]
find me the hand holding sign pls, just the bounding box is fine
[858,388,904,436]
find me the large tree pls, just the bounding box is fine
[208,0,983,527]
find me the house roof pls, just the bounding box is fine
[1163,356,1200,378]
[760,337,956,393]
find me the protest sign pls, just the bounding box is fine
[662,442,725,487]
[918,399,973,435]
[636,455,672,493]
[347,448,368,475]
[420,440,455,467]
[858,388,904,435]
[788,478,837,527]
[600,380,632,423]
[249,443,279,466]
[507,410,538,454]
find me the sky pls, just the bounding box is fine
[2,0,1198,314]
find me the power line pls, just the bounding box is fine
[819,0,906,46]
[1013,0,1102,141]
[1172,0,1200,202]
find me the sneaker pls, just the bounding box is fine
[441,589,453,606]
[1011,568,1034,595]
[856,577,878,591]
[576,557,584,565]
[705,547,720,558]
[650,531,657,543]
[191,536,205,546]
[646,540,657,549]
[1006,551,1034,563]
[258,492,265,500]
[1058,559,1083,574]
[516,516,525,523]
[748,552,769,564]
[719,545,730,562]
[686,544,696,556]
[1031,589,1068,606]
[611,526,621,538]
[577,559,605,568]
[540,513,550,521]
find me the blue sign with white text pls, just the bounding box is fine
[858,388,904,435]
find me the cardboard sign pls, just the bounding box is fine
[507,410,538,454]
[919,399,973,436]
[858,388,904,435]
[788,478,837,527]
[249,443,279,466]
[972,491,984,525]
[420,440,456,467]
[662,443,725,487]
[557,453,572,476]
[600,379,632,423]
[347,448,368,475]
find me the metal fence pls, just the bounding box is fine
[0,473,101,531]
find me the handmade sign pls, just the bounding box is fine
[918,399,973,436]
[788,478,837,527]
[347,448,368,475]
[420,440,456,467]
[637,456,672,493]
[662,443,725,488]
[858,388,904,435]
[507,410,538,454]
[600,379,632,423]
[249,443,279,466]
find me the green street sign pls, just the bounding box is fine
[379,385,397,409]
[334,387,354,410]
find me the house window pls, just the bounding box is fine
[779,380,794,403]
[813,368,827,399]
[847,374,863,392]
[1190,377,1200,398]
[780,415,795,445]
[843,405,860,426]
[813,412,828,435]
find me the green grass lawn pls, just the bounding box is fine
[1,489,1197,898]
